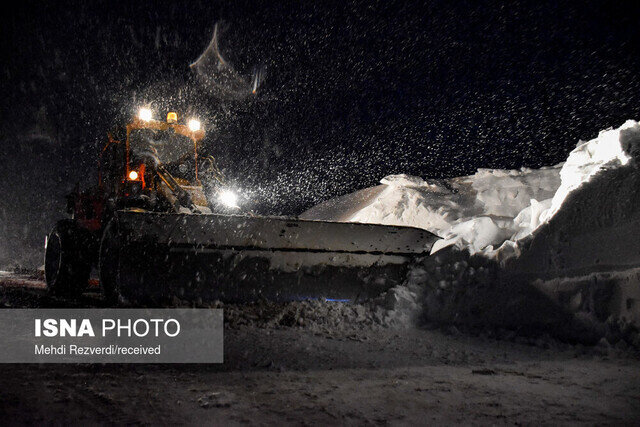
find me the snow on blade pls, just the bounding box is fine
[302,120,640,260]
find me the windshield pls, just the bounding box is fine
[129,128,194,166]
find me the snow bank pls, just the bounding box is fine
[303,120,640,342]
[542,120,638,222]
[302,120,640,258]
[302,166,562,254]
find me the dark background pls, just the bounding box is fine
[1,0,639,267]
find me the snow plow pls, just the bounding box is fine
[45,108,438,304]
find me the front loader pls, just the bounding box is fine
[45,107,438,305]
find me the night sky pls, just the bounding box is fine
[1,0,639,267]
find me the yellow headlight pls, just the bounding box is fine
[167,112,178,123]
[128,170,139,180]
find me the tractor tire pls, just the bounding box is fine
[44,220,92,298]
[99,219,122,306]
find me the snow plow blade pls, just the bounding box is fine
[100,211,439,304]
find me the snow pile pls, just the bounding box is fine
[542,120,638,222]
[302,120,640,257]
[300,120,640,342]
[302,166,562,254]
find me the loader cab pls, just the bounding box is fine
[125,111,205,188]
[97,110,206,208]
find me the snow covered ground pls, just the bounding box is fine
[0,274,638,425]
[303,120,640,342]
